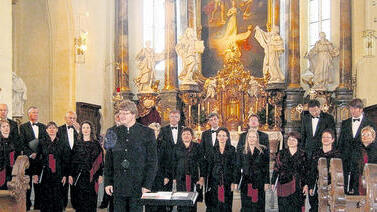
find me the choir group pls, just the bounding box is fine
[0,97,376,212]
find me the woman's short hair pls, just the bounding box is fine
[287,131,301,143]
[181,127,194,137]
[321,129,335,139]
[46,121,58,129]
[361,126,376,139]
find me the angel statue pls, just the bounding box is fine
[254,25,285,83]
[134,41,165,93]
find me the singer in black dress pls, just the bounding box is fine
[237,130,270,212]
[308,129,340,212]
[206,127,237,212]
[0,120,16,190]
[349,126,377,195]
[172,127,205,212]
[34,122,70,212]
[271,132,309,212]
[69,121,103,212]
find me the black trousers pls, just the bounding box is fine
[113,195,143,212]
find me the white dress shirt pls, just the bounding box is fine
[31,121,39,139]
[171,125,178,144]
[211,128,218,146]
[67,125,75,149]
[352,114,363,138]
[312,117,319,136]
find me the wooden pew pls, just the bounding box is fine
[0,155,30,212]
[318,158,377,211]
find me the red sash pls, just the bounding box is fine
[185,175,191,192]
[9,151,15,167]
[0,168,5,187]
[218,184,225,203]
[247,184,259,203]
[90,152,103,182]
[49,154,56,173]
[277,177,296,197]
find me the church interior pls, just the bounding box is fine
[1,0,377,211]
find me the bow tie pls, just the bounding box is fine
[68,126,74,130]
[32,123,38,126]
[311,115,319,119]
[171,126,178,130]
[211,130,217,134]
[353,118,360,122]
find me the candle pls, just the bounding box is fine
[198,104,201,126]
[189,105,192,127]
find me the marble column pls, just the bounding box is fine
[284,0,304,135]
[335,0,353,127]
[161,0,179,123]
[115,0,133,100]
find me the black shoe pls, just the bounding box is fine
[98,202,108,209]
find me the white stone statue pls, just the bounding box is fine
[305,32,339,90]
[176,28,205,85]
[134,41,165,93]
[254,25,285,83]
[12,72,27,117]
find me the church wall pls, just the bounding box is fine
[13,0,52,123]
[72,0,115,133]
[0,0,13,114]
[352,0,377,106]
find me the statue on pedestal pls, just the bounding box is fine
[254,25,285,83]
[176,28,205,85]
[12,72,27,117]
[134,41,165,93]
[304,32,339,90]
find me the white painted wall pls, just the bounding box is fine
[0,0,13,114]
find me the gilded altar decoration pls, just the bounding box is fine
[134,41,165,93]
[176,28,205,86]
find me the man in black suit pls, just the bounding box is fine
[158,109,184,207]
[0,103,20,153]
[200,113,220,159]
[301,99,336,211]
[19,106,47,210]
[237,114,269,153]
[57,111,80,209]
[200,113,220,210]
[104,100,157,211]
[301,99,336,159]
[337,98,376,194]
